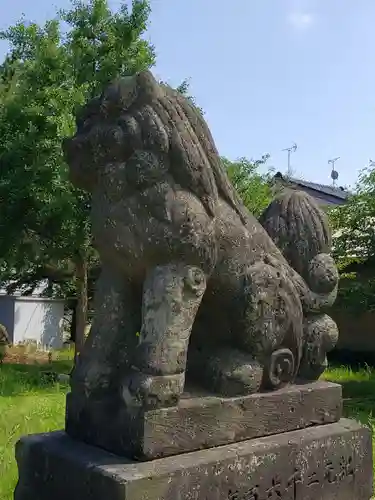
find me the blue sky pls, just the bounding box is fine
[1,0,374,188]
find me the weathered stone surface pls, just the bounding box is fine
[259,190,334,284]
[66,381,342,460]
[14,419,373,500]
[260,190,341,380]
[299,315,339,380]
[61,70,342,444]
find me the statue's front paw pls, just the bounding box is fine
[121,371,185,409]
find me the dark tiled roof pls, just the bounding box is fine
[290,178,349,200]
[273,172,350,200]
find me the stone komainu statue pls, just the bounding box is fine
[63,70,339,413]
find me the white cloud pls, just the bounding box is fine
[287,12,315,31]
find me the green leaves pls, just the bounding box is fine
[223,155,274,217]
[329,165,375,312]
[330,166,375,264]
[60,0,155,96]
[0,0,155,296]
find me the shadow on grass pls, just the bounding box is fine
[0,362,70,397]
[329,349,375,368]
[340,380,375,417]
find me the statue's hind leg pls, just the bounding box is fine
[187,262,304,396]
[124,263,206,409]
[186,293,264,396]
[187,344,264,396]
[239,262,304,390]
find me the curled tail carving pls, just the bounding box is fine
[259,188,340,380]
[260,189,339,306]
[260,189,332,279]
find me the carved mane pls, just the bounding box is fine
[66,70,248,224]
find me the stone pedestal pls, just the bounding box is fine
[65,381,342,459]
[15,419,372,500]
[15,382,373,500]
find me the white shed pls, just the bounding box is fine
[0,295,65,350]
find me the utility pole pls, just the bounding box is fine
[282,143,297,177]
[328,157,340,187]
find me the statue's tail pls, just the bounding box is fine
[259,189,332,283]
[260,189,339,301]
[259,188,340,379]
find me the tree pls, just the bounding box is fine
[223,155,274,217]
[329,165,375,312]
[0,0,155,356]
[330,167,375,265]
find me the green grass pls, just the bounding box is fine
[0,361,374,499]
[0,349,74,499]
[323,365,375,425]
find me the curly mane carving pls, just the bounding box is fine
[65,71,248,223]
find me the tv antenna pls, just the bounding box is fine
[328,157,340,187]
[282,143,297,177]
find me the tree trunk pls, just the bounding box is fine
[74,255,88,364]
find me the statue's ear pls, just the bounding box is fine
[136,70,164,104]
[101,76,139,118]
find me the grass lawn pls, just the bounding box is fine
[0,349,73,499]
[0,360,374,499]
